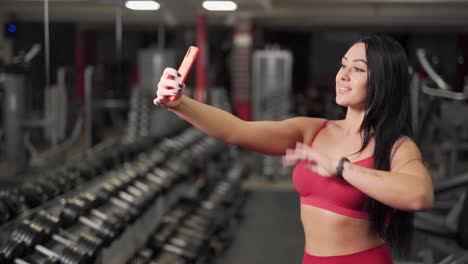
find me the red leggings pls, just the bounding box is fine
[302,243,393,264]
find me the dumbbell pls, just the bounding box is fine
[20,243,89,264]
[31,211,103,259]
[38,203,116,248]
[150,168,180,190]
[86,205,126,234]
[60,198,93,227]
[144,172,170,193]
[74,215,118,246]
[146,149,166,167]
[178,224,209,242]
[165,154,192,176]
[152,250,188,264]
[0,239,26,263]
[127,248,154,264]
[0,219,50,261]
[11,219,49,250]
[52,231,103,260]
[0,191,21,224]
[20,183,49,209]
[113,189,147,218]
[148,222,179,250]
[167,233,205,260]
[162,242,196,262]
[147,207,192,249]
[14,255,59,264]
[79,192,132,225]
[183,215,212,233]
[59,197,123,242]
[0,212,62,262]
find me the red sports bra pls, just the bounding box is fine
[292,120,374,220]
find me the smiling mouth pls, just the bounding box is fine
[337,86,352,93]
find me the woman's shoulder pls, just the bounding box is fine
[286,116,327,128]
[393,136,418,151]
[390,136,422,165]
[291,117,334,144]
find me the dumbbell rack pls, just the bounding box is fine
[0,127,240,264]
[127,162,249,264]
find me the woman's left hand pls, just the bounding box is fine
[283,142,340,178]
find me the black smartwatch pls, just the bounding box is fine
[336,157,350,181]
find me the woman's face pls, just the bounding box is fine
[335,42,368,109]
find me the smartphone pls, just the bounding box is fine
[169,46,199,101]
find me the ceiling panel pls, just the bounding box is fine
[1,0,468,27]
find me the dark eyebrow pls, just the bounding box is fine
[343,56,368,65]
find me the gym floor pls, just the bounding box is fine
[221,180,304,264]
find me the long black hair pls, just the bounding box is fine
[356,34,414,257]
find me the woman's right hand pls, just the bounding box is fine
[153,67,185,109]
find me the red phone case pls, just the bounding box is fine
[169,46,199,101]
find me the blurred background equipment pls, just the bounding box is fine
[251,47,293,181]
[0,0,468,263]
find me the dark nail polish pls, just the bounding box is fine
[177,83,183,88]
[176,72,181,77]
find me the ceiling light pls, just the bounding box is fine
[125,1,160,11]
[202,1,237,11]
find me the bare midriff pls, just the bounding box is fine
[301,204,384,256]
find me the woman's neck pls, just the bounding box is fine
[342,107,366,135]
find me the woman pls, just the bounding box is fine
[154,34,434,263]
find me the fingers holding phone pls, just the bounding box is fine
[154,70,185,107]
[154,46,199,108]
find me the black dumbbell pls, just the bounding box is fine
[31,244,90,264]
[0,212,58,262]
[127,248,154,264]
[0,239,26,263]
[161,243,195,262]
[78,192,106,209]
[60,195,121,236]
[148,223,179,250]
[14,256,59,264]
[0,191,22,223]
[178,225,209,242]
[52,230,103,260]
[108,196,139,222]
[76,216,118,246]
[0,197,13,224]
[1,220,47,261]
[32,211,103,258]
[95,183,118,202]
[79,192,128,226]
[35,178,61,201]
[149,169,177,191]
[34,203,114,249]
[60,199,92,227]
[143,173,168,194]
[11,220,49,250]
[20,183,48,209]
[168,234,204,260]
[183,215,211,233]
[152,250,188,264]
[124,184,153,210]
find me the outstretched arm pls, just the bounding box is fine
[155,67,324,155]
